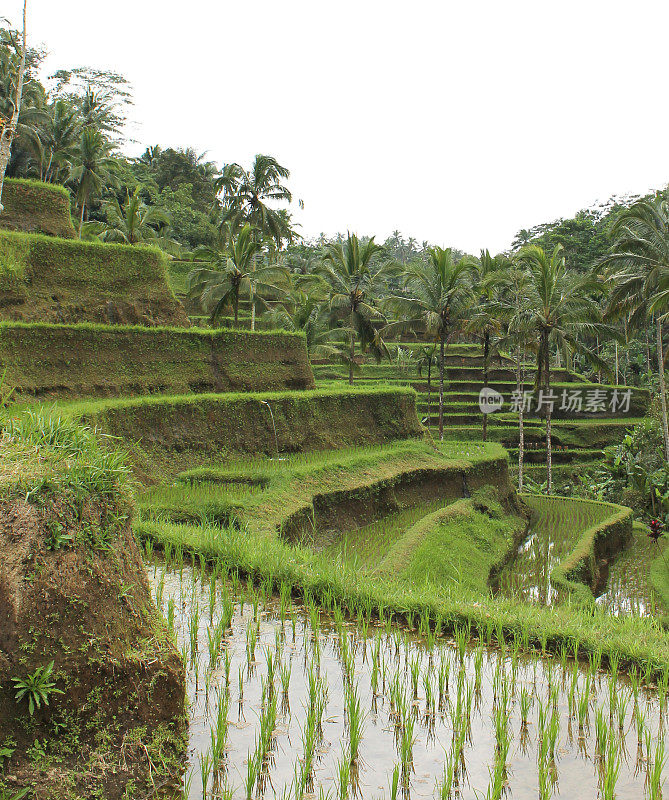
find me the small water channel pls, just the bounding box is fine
[149,559,667,800]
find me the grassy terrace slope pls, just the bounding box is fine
[0,230,189,326]
[57,386,424,480]
[141,440,516,537]
[0,323,315,399]
[0,178,76,238]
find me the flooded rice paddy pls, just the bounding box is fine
[497,502,665,616]
[149,559,667,800]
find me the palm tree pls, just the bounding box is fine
[492,265,535,492]
[385,248,475,440]
[217,155,294,330]
[318,233,390,385]
[37,98,79,183]
[264,288,350,362]
[466,250,509,441]
[69,127,116,237]
[0,1,27,210]
[599,197,669,461]
[187,224,287,326]
[513,244,610,493]
[93,187,173,246]
[416,343,438,424]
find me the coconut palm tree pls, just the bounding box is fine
[187,224,287,326]
[466,250,510,441]
[37,98,79,183]
[0,2,27,210]
[599,197,669,461]
[69,127,116,237]
[491,265,536,492]
[416,343,438,425]
[513,244,610,493]
[217,155,294,329]
[92,187,173,247]
[318,233,390,385]
[385,247,476,440]
[264,288,350,362]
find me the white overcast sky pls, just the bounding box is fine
[12,0,669,253]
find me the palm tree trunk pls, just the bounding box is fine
[78,200,86,238]
[234,292,239,327]
[0,1,26,213]
[517,345,525,493]
[427,360,432,422]
[544,332,553,494]
[250,252,256,332]
[655,316,669,461]
[439,333,445,441]
[349,308,355,386]
[482,332,489,442]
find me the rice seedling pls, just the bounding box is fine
[243,744,260,800]
[410,656,421,699]
[602,738,621,800]
[345,682,365,765]
[336,744,351,800]
[649,738,666,800]
[520,686,532,728]
[198,750,213,798]
[399,708,415,786]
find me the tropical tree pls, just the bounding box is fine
[69,127,116,236]
[91,187,173,246]
[0,1,27,210]
[513,244,610,493]
[599,197,669,461]
[187,224,287,326]
[318,233,390,385]
[466,250,510,441]
[492,265,535,492]
[36,98,79,182]
[385,247,475,440]
[264,287,349,362]
[217,155,294,330]
[416,343,438,425]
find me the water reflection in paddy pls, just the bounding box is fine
[149,560,667,799]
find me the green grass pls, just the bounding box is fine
[377,487,526,593]
[0,178,75,239]
[0,321,314,399]
[136,507,669,678]
[0,406,132,506]
[143,438,510,539]
[0,229,187,326]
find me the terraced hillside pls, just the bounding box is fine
[2,183,667,800]
[311,345,649,489]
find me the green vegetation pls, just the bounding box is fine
[0,321,314,399]
[377,488,525,592]
[0,229,188,325]
[12,661,63,716]
[0,178,75,238]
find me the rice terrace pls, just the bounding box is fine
[1,2,669,799]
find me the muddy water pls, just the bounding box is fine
[149,561,667,800]
[496,522,570,606]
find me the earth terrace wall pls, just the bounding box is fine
[280,455,519,545]
[0,231,189,326]
[75,387,425,480]
[0,178,76,238]
[0,323,315,399]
